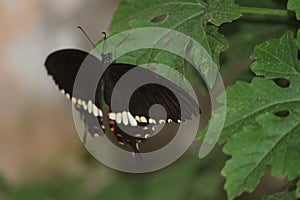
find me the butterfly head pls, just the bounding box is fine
[101,52,113,65]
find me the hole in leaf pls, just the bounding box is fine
[272,78,290,88]
[274,110,290,118]
[151,13,169,23]
[298,50,300,61]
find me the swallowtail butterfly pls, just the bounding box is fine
[45,47,200,155]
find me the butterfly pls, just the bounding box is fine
[45,45,200,156]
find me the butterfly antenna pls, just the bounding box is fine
[77,26,96,48]
[102,32,107,53]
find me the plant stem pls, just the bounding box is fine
[240,6,293,17]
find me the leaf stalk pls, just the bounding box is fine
[240,6,294,17]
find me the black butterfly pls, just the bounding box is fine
[45,48,200,155]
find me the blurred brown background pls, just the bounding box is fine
[0,0,120,184]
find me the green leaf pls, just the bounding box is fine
[198,13,299,137]
[222,112,300,199]
[263,190,297,200]
[219,0,298,82]
[109,0,241,87]
[110,0,241,33]
[200,32,300,143]
[203,0,242,26]
[288,0,300,20]
[213,32,300,200]
[251,32,300,78]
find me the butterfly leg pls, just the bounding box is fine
[130,141,143,163]
[83,126,87,144]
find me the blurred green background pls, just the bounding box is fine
[0,0,296,199]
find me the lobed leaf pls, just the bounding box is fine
[109,0,241,86]
[219,32,300,199]
[223,111,300,199]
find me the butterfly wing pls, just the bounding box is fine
[102,63,200,123]
[45,49,106,139]
[100,63,200,153]
[45,49,105,105]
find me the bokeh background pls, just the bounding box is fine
[0,0,295,199]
